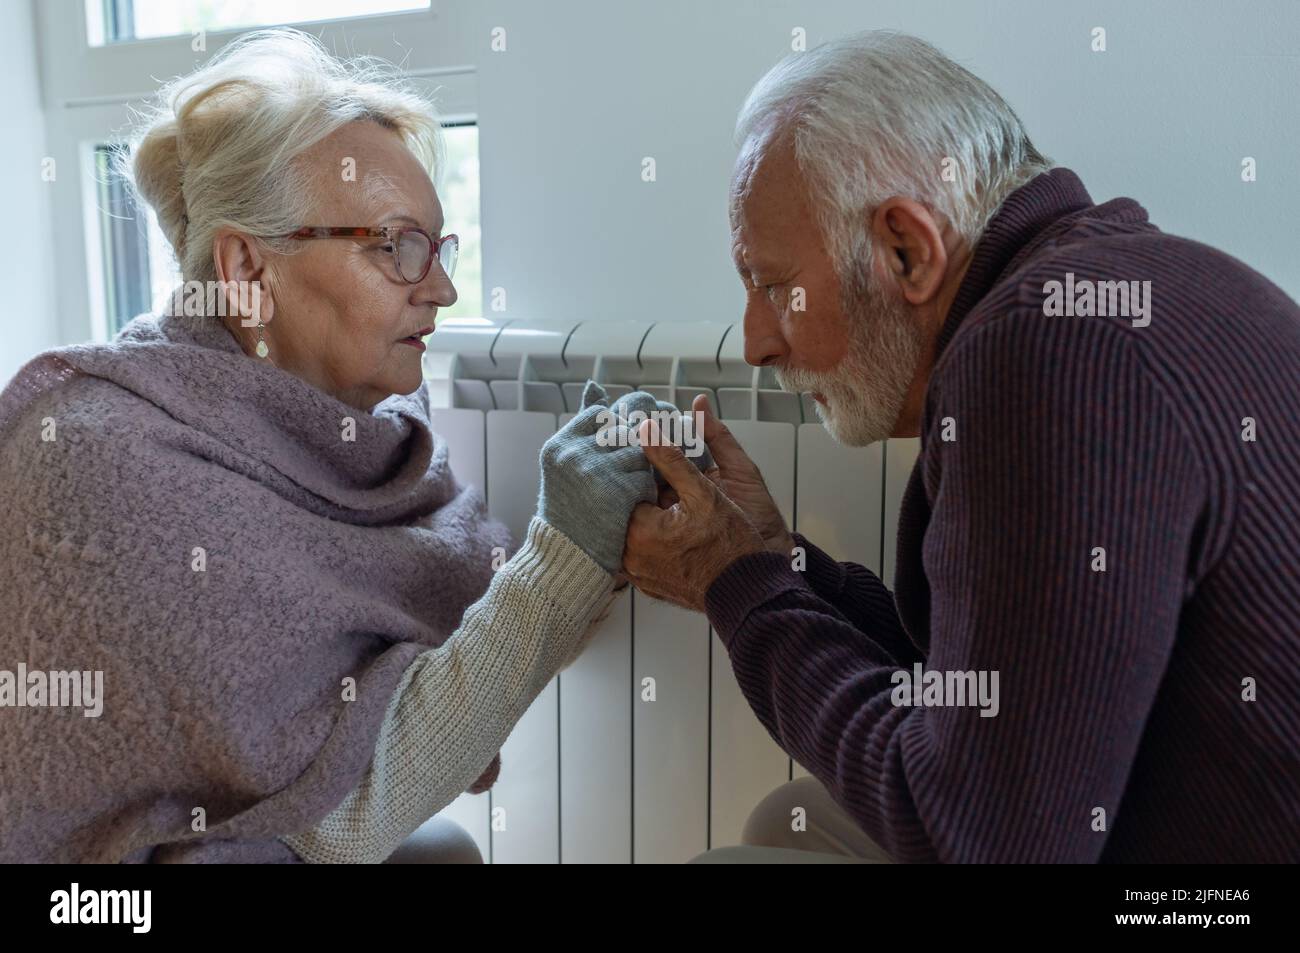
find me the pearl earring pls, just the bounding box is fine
[255,321,269,359]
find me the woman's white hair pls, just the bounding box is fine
[119,28,443,284]
[735,31,1053,276]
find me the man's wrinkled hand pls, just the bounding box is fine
[690,395,795,556]
[622,418,765,612]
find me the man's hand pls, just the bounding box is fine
[623,418,766,612]
[688,395,795,556]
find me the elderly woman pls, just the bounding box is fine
[0,29,668,863]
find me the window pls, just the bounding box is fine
[87,0,431,46]
[93,124,482,338]
[439,124,481,321]
[93,144,185,336]
[93,144,152,334]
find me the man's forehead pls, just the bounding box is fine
[729,131,770,219]
[730,129,806,240]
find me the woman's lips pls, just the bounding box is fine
[399,326,434,351]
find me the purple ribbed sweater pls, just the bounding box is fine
[706,168,1300,863]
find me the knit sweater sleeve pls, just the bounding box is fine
[705,314,1207,862]
[788,531,923,666]
[281,516,613,863]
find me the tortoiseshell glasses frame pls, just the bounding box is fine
[282,226,459,283]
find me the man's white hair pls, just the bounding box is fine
[735,31,1053,275]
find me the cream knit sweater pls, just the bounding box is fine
[281,516,614,863]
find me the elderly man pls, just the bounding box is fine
[621,31,1300,863]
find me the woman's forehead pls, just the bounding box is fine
[313,151,441,230]
[309,121,441,225]
[361,173,443,231]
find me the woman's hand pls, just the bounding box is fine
[535,381,657,574]
[466,753,500,794]
[606,391,714,481]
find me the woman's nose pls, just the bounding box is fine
[415,267,457,309]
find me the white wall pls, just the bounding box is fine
[0,0,56,383]
[469,0,1300,328]
[19,0,1300,364]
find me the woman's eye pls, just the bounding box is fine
[380,243,397,254]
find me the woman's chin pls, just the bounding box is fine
[396,363,426,396]
[367,363,425,403]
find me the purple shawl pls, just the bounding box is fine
[0,309,512,862]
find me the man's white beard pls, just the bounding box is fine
[776,267,923,447]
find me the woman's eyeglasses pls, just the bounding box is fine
[282,226,459,283]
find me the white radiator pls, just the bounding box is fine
[422,317,919,863]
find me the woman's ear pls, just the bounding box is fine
[212,228,275,328]
[247,266,275,330]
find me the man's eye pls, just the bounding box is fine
[380,243,397,253]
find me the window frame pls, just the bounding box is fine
[90,0,436,46]
[35,0,481,345]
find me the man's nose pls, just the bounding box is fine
[742,299,787,367]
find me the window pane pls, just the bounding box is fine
[92,0,430,45]
[436,124,482,322]
[93,144,180,338]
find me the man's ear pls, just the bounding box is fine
[869,197,948,306]
[212,228,275,328]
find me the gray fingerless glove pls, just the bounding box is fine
[536,381,657,573]
[608,390,714,479]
